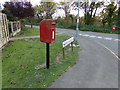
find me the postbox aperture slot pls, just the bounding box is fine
[52,24,56,25]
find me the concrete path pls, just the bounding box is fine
[10,35,40,40]
[10,33,61,40]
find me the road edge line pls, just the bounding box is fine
[95,41,119,60]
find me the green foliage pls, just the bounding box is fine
[117,6,120,27]
[25,1,120,34]
[79,25,120,34]
[80,1,104,25]
[2,8,15,21]
[57,15,77,29]
[57,22,120,34]
[26,22,40,26]
[58,2,71,18]
[56,2,119,34]
[20,19,26,30]
[3,1,34,20]
[34,2,56,19]
[100,2,117,26]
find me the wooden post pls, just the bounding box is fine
[0,13,9,48]
[5,14,9,41]
[11,22,13,36]
[62,48,65,58]
[71,42,73,52]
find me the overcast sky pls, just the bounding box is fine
[0,0,118,18]
[0,0,83,18]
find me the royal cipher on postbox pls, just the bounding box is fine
[40,19,56,43]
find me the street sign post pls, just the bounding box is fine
[62,37,74,58]
[76,0,80,40]
[0,3,2,11]
[40,19,56,69]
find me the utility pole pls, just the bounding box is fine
[0,3,2,11]
[75,0,80,40]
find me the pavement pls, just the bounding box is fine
[10,32,62,40]
[24,25,119,88]
[10,35,40,40]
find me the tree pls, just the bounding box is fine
[34,5,41,20]
[3,1,34,19]
[106,2,117,26]
[34,1,56,19]
[3,0,34,28]
[117,1,120,27]
[57,1,75,25]
[58,1,72,18]
[101,2,117,26]
[24,2,34,28]
[72,0,104,25]
[100,10,108,26]
[80,1,104,25]
[2,8,15,21]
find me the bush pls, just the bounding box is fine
[57,23,120,34]
[20,19,26,30]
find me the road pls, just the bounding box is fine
[26,25,119,88]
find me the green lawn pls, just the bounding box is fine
[2,28,79,88]
[15,27,40,37]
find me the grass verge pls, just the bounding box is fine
[2,34,79,88]
[15,27,40,37]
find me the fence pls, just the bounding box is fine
[10,21,21,36]
[0,12,9,48]
[0,12,22,48]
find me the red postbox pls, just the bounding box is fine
[40,19,56,43]
[112,25,117,31]
[40,19,56,69]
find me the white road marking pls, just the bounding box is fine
[104,38,112,40]
[89,35,96,38]
[82,34,89,37]
[95,41,120,60]
[79,33,119,42]
[97,37,103,39]
[73,44,79,47]
[79,34,82,36]
[114,39,120,41]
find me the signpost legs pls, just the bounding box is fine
[62,37,74,58]
[62,48,65,58]
[71,42,73,51]
[46,43,50,69]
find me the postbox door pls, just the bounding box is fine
[40,19,56,43]
[49,21,56,43]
